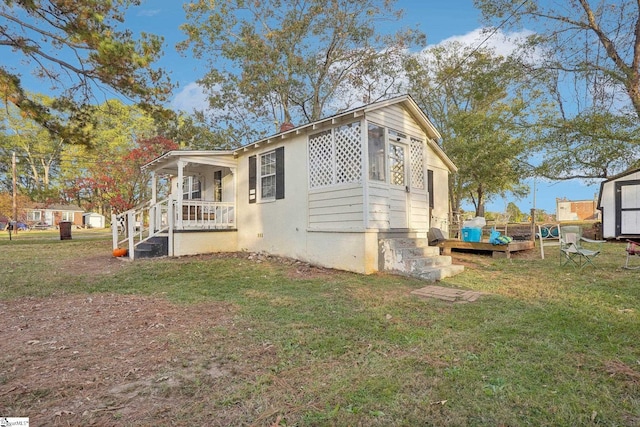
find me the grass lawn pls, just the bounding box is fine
[0,230,639,426]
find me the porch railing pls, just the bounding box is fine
[178,200,235,229]
[112,198,235,260]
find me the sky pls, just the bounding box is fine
[21,0,607,215]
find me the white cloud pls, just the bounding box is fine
[171,82,209,113]
[433,27,536,58]
[137,9,162,17]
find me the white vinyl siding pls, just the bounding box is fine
[309,185,364,230]
[368,183,390,229]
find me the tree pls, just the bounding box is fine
[474,0,640,118]
[0,94,64,201]
[0,0,172,143]
[66,136,178,215]
[405,42,539,216]
[535,110,640,180]
[0,192,31,221]
[474,0,640,180]
[506,202,524,223]
[180,0,424,144]
[58,99,160,212]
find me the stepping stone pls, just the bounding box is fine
[411,285,485,303]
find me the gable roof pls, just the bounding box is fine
[233,94,456,172]
[29,203,84,212]
[143,95,457,173]
[597,167,640,208]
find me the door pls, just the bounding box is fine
[616,180,640,236]
[389,142,409,229]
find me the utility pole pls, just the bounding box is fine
[12,151,17,222]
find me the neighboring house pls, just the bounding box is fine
[113,95,463,280]
[598,168,640,238]
[556,197,599,221]
[26,203,84,227]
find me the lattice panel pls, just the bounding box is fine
[410,138,424,189]
[389,144,405,186]
[335,123,362,184]
[308,130,334,188]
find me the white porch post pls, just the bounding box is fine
[151,171,158,205]
[150,171,157,232]
[231,167,237,225]
[111,214,118,250]
[177,160,184,229]
[168,198,174,256]
[362,119,370,229]
[127,211,135,259]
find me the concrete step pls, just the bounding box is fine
[404,255,454,270]
[379,236,465,281]
[416,264,466,282]
[382,237,430,250]
[399,245,441,258]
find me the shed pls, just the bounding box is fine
[83,212,106,228]
[598,168,640,238]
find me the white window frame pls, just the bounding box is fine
[61,211,74,222]
[182,176,202,200]
[259,150,277,201]
[27,211,41,222]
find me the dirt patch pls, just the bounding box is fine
[0,251,341,426]
[167,251,339,280]
[0,294,237,426]
[60,254,129,280]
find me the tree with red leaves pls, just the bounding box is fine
[65,136,178,215]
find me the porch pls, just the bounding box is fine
[112,198,236,259]
[112,150,238,259]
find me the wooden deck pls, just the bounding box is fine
[438,239,535,258]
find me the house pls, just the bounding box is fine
[113,95,464,280]
[26,203,84,228]
[598,168,640,238]
[556,197,599,221]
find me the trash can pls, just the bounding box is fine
[59,221,72,240]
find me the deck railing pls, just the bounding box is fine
[112,198,235,259]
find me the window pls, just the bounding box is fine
[182,176,201,200]
[27,211,41,222]
[368,124,386,181]
[214,170,222,202]
[249,147,284,203]
[428,169,434,209]
[61,211,74,222]
[260,151,277,200]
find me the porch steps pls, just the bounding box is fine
[380,236,464,281]
[134,236,168,259]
